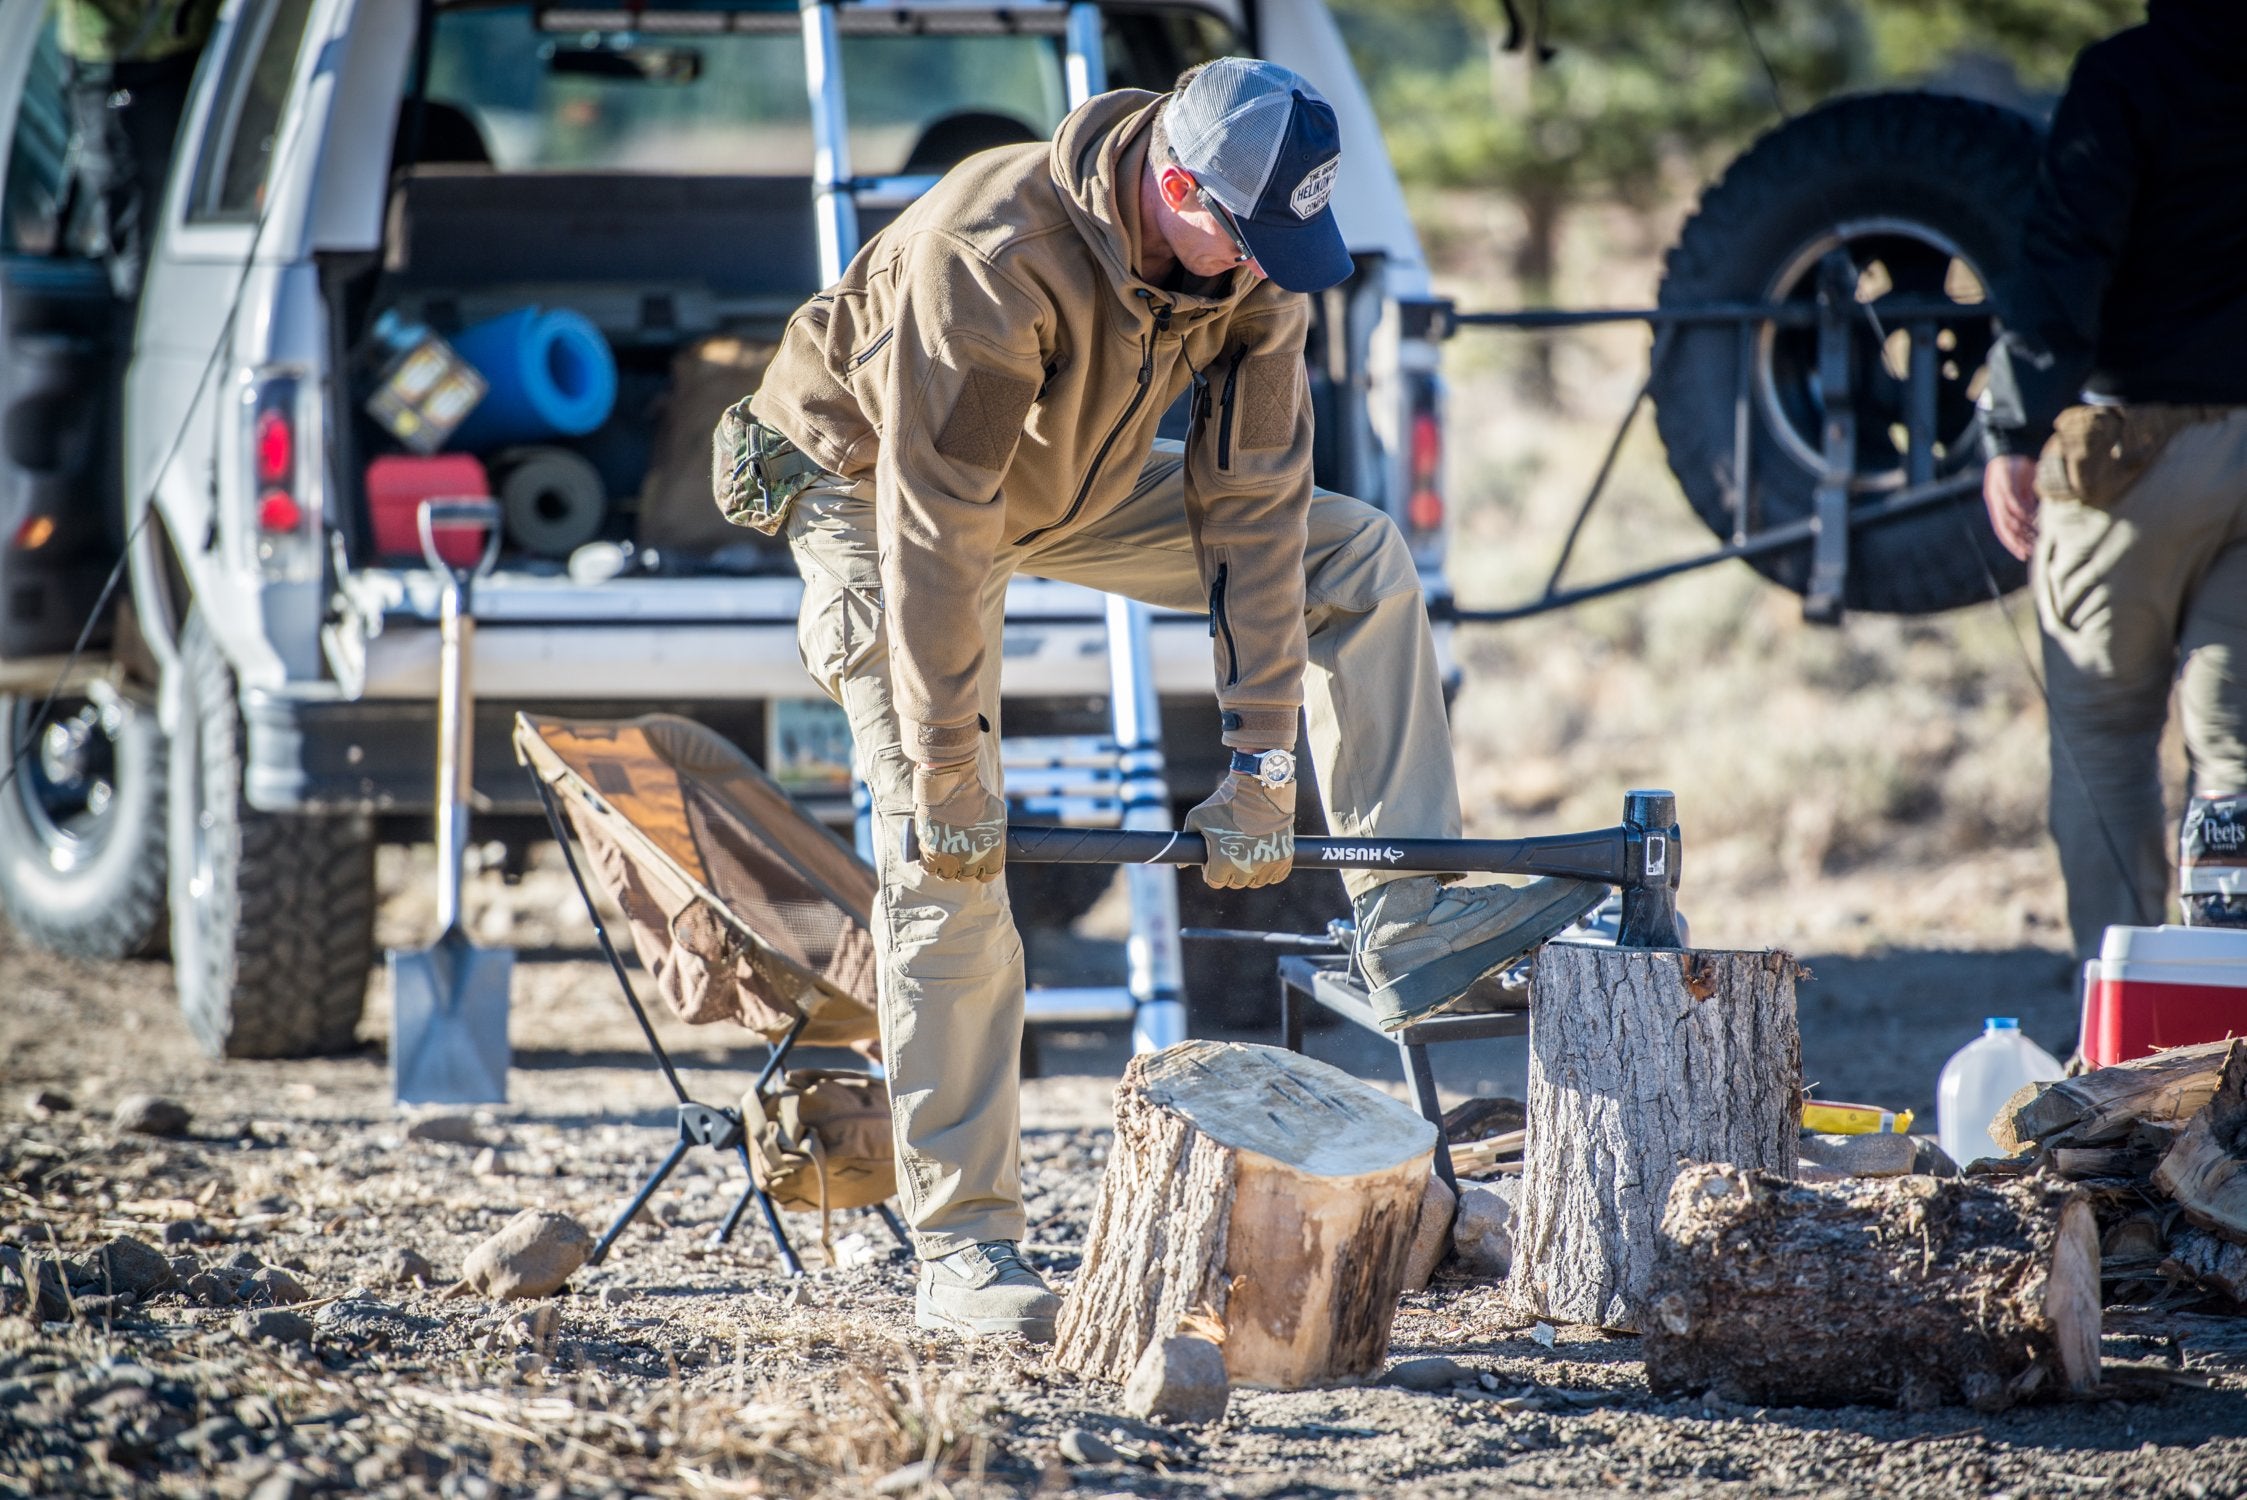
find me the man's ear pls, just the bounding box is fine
[1155,164,1199,213]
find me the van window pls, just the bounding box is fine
[415,6,1236,178]
[185,0,315,222]
[1,7,74,255]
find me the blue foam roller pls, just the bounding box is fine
[446,306,617,451]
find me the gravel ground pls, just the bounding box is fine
[4,866,2246,1499]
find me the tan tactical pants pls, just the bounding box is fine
[787,441,1460,1254]
[2037,408,2247,958]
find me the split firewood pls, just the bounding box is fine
[1643,1164,2101,1412]
[1994,1038,2237,1153]
[1509,947,1800,1331]
[1052,1040,1435,1390]
[1448,1130,1525,1176]
[2151,1039,2247,1242]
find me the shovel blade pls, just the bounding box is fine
[389,927,513,1106]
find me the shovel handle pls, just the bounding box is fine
[417,497,502,592]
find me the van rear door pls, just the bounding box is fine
[0,1,127,676]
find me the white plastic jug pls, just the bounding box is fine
[1936,1018,2065,1167]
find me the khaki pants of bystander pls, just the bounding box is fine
[785,439,1460,1254]
[2037,407,2247,958]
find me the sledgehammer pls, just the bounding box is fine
[905,788,1685,949]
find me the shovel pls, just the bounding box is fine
[390,497,512,1105]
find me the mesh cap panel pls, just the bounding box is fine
[1165,57,1311,215]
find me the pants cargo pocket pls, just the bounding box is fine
[795,570,884,705]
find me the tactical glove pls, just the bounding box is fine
[1184,771,1295,889]
[912,760,1006,883]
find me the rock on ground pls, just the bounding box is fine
[384,1246,437,1286]
[458,1210,592,1300]
[111,1094,190,1136]
[1402,1173,1457,1293]
[85,1236,174,1298]
[1122,1334,1229,1425]
[1453,1181,1516,1276]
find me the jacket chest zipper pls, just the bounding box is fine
[1216,342,1249,471]
[1013,299,1170,547]
[1208,560,1238,687]
[847,327,894,371]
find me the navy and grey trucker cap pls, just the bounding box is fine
[1164,57,1351,293]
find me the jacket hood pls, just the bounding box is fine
[1049,89,1259,323]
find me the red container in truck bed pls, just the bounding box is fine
[2082,924,2247,1067]
[367,454,491,567]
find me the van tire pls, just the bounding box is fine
[168,613,374,1058]
[1649,92,2042,614]
[0,688,168,960]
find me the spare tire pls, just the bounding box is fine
[1649,92,2042,614]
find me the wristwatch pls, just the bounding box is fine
[1230,747,1297,789]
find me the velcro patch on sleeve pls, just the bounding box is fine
[935,367,1038,472]
[1236,352,1300,452]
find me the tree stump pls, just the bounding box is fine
[1052,1040,1436,1390]
[1509,947,1801,1330]
[1644,1164,2102,1410]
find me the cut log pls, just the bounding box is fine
[2165,1226,2247,1305]
[1051,1040,1436,1390]
[1644,1164,2102,1412]
[2152,1039,2247,1241]
[1997,1038,2237,1151]
[1509,947,1801,1330]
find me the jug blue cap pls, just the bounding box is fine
[1986,1017,2018,1030]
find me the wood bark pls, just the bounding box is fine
[1052,1040,1436,1390]
[1508,947,1801,1330]
[1644,1164,2103,1411]
[1995,1038,2237,1152]
[2165,1226,2247,1305]
[2152,1040,2247,1241]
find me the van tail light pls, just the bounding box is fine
[244,369,321,581]
[1405,378,1445,538]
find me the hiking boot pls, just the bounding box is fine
[914,1241,1060,1343]
[1354,875,1609,1031]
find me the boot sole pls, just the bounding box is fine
[914,1303,1057,1343]
[1366,883,1611,1031]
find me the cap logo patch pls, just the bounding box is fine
[1290,156,1338,220]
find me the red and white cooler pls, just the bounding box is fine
[2080,924,2247,1068]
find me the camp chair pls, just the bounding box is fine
[514,711,907,1277]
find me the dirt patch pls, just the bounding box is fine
[4,920,2243,1498]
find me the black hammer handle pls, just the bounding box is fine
[901,823,1636,883]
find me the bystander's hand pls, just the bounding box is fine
[912,761,1006,882]
[1184,772,1295,889]
[1983,455,2042,561]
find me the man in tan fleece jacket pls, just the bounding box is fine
[737,59,1605,1341]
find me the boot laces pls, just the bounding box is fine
[967,1241,1037,1285]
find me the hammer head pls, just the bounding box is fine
[1616,788,1683,949]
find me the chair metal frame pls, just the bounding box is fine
[529,771,908,1279]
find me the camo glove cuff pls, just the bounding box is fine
[1184,772,1296,890]
[912,761,1006,883]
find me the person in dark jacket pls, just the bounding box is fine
[58,1,218,296]
[1981,0,2247,958]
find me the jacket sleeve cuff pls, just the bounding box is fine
[904,716,985,766]
[1982,423,2049,461]
[1219,707,1299,751]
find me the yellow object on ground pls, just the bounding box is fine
[1802,1100,1914,1135]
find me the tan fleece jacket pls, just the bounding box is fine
[750,90,1314,766]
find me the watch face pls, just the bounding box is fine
[1261,749,1296,786]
